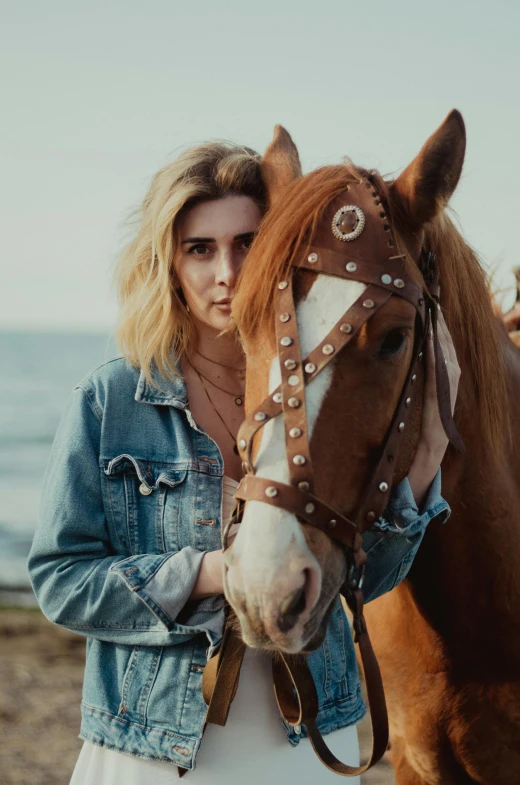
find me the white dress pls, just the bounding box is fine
[70,477,360,785]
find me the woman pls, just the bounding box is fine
[28,141,458,784]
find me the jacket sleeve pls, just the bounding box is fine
[28,386,223,651]
[361,470,450,603]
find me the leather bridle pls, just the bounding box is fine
[201,177,464,778]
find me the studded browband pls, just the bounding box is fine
[201,179,464,779]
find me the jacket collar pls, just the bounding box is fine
[135,362,188,409]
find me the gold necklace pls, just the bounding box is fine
[190,362,244,406]
[191,364,239,455]
[195,350,246,380]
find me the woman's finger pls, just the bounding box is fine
[433,309,460,415]
[437,311,460,376]
[423,327,438,406]
[437,309,456,367]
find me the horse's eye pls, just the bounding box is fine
[378,329,407,358]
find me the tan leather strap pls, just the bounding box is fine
[275,271,315,491]
[202,623,246,726]
[272,588,388,777]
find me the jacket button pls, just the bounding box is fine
[293,724,301,734]
[139,483,153,496]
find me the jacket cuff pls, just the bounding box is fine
[375,468,450,536]
[110,547,225,652]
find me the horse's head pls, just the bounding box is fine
[226,112,466,653]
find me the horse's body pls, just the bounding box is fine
[365,328,520,784]
[227,114,520,783]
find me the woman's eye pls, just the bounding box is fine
[237,235,255,252]
[188,243,212,257]
[378,329,408,358]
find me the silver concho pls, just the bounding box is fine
[331,205,365,242]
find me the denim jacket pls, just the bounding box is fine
[28,357,450,770]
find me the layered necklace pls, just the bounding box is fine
[195,350,246,382]
[188,354,246,455]
[193,351,246,406]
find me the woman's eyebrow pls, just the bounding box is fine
[181,231,256,245]
[181,236,214,244]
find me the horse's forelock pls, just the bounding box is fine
[233,164,362,343]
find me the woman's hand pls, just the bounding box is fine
[407,308,461,508]
[189,550,225,600]
[188,521,241,601]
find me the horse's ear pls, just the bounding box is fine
[261,125,302,207]
[391,110,466,231]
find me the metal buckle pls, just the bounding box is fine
[346,558,365,591]
[222,499,244,551]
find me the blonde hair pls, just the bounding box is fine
[115,142,266,384]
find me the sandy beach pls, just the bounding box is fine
[0,607,395,785]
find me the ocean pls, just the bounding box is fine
[0,331,118,603]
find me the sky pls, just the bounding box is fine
[1,0,519,333]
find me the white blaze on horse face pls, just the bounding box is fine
[228,274,367,650]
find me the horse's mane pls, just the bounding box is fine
[234,164,508,457]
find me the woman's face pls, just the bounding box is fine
[175,195,263,334]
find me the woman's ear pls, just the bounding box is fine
[390,110,466,232]
[261,125,302,208]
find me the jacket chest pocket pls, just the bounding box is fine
[102,454,187,555]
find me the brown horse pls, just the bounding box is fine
[227,112,520,783]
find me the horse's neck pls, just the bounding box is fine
[407,335,520,671]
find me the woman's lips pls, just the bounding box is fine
[214,299,232,311]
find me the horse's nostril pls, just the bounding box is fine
[277,583,307,633]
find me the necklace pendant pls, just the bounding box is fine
[235,396,243,406]
[238,370,245,380]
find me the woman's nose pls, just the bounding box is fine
[215,248,240,288]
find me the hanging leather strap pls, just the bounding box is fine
[272,587,388,777]
[190,625,246,778]
[202,623,246,726]
[203,589,388,777]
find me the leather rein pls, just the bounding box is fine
[201,178,464,778]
